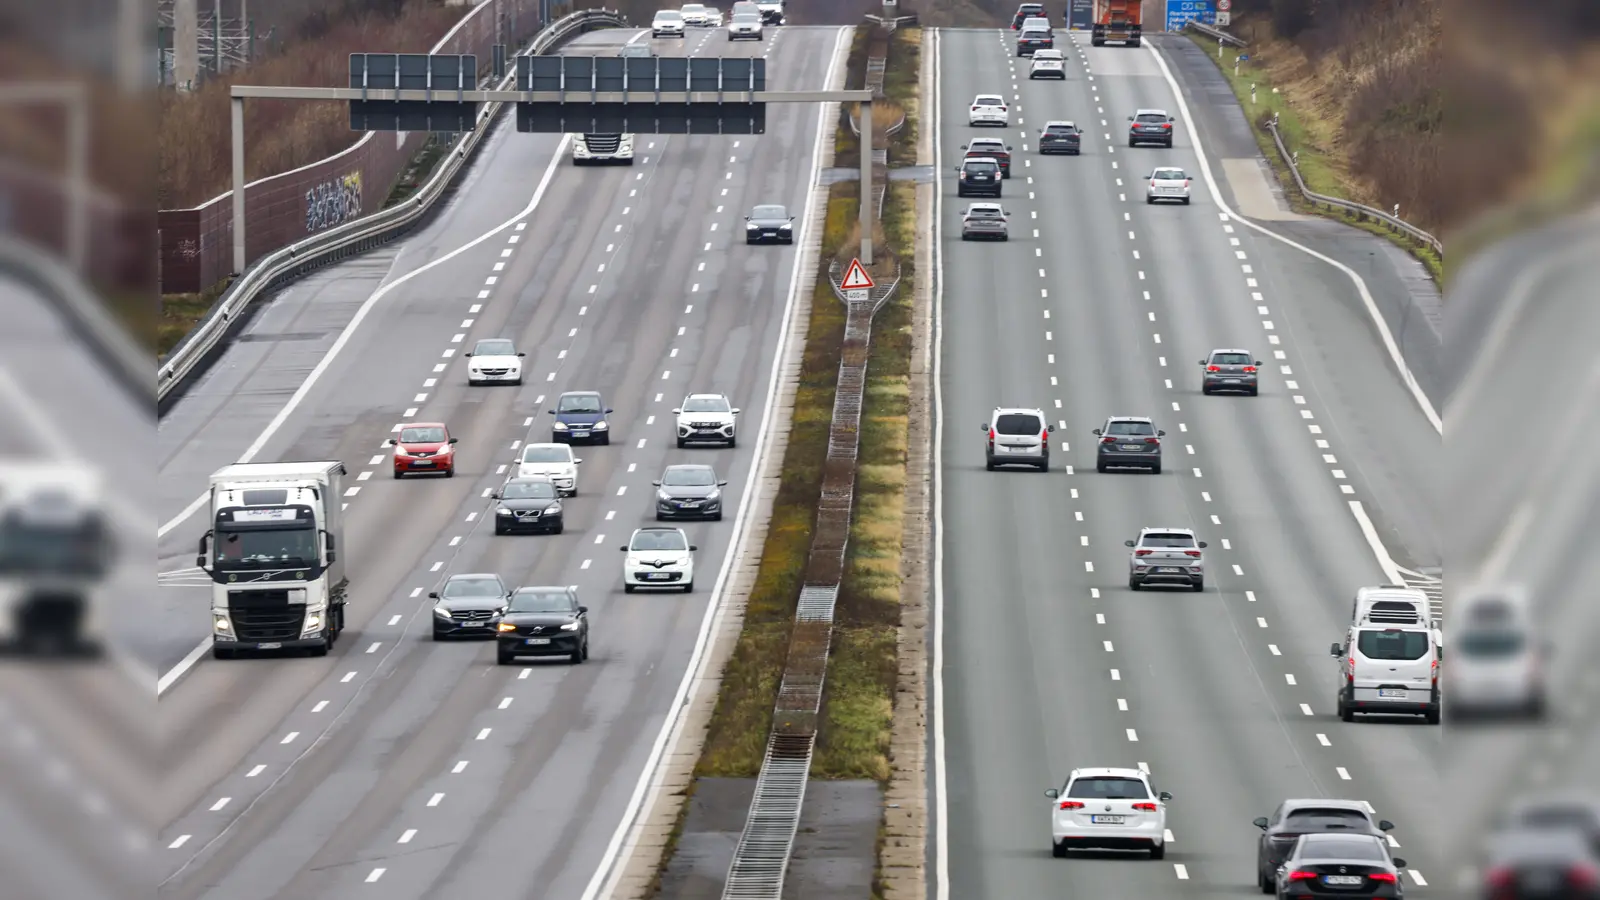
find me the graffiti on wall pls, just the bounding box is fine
[305,172,363,234]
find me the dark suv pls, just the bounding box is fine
[956,158,1002,198]
[1039,121,1083,155]
[1011,2,1044,28]
[1093,416,1164,473]
[1017,27,1053,56]
[1128,109,1176,147]
[963,138,1012,178]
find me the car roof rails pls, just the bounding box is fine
[1357,603,1424,627]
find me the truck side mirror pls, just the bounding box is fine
[463,352,473,357]
[1092,428,1103,435]
[1157,430,1166,436]
[1255,360,1263,366]
[1392,858,1407,869]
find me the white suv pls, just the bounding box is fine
[984,407,1052,471]
[621,527,697,593]
[1045,767,1171,859]
[514,443,581,496]
[968,94,1010,127]
[674,393,740,447]
[1029,48,1066,79]
[1332,607,1441,724]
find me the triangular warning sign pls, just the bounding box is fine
[840,258,876,291]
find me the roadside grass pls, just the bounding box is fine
[384,135,449,207]
[1184,30,1444,283]
[694,181,857,778]
[158,278,233,360]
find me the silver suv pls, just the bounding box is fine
[984,407,1052,471]
[1125,527,1207,591]
[1093,416,1163,473]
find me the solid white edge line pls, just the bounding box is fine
[931,25,952,900]
[154,134,575,697]
[582,26,850,900]
[1144,40,1440,436]
[1143,39,1439,583]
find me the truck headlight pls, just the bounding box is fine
[304,614,323,631]
[213,616,232,632]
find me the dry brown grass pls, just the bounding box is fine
[157,0,460,208]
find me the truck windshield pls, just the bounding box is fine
[0,517,111,578]
[215,527,318,570]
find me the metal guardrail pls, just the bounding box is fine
[1181,20,1443,258]
[156,8,628,410]
[719,264,902,900]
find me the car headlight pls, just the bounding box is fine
[778,223,792,231]
[552,421,569,430]
[496,507,512,516]
[559,621,581,632]
[394,449,412,458]
[658,490,672,502]
[746,222,759,230]
[433,606,452,618]
[593,421,608,430]
[470,368,482,375]
[706,489,721,502]
[497,622,517,632]
[547,502,562,513]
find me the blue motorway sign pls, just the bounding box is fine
[1165,0,1216,31]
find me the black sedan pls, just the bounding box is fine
[1481,827,1600,900]
[494,586,589,665]
[430,573,510,639]
[1254,800,1394,893]
[492,477,565,535]
[744,204,795,244]
[1274,834,1405,899]
[1040,121,1083,155]
[654,464,728,521]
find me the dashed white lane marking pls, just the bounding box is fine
[341,671,357,683]
[1125,728,1139,742]
[399,829,417,844]
[498,697,513,710]
[1337,767,1352,780]
[1284,674,1296,685]
[475,728,491,741]
[1117,698,1128,710]
[1408,870,1428,886]
[1317,734,1331,746]
[312,700,330,712]
[366,642,381,654]
[280,731,299,744]
[1173,864,1189,880]
[247,764,266,777]
[1103,640,1114,652]
[1300,703,1315,716]
[209,797,230,812]
[428,793,445,807]
[452,761,469,774]
[1268,644,1281,655]
[169,834,191,849]
[1256,617,1268,628]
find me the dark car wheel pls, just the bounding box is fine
[961,233,971,241]
[1150,843,1165,860]
[600,433,611,445]
[1051,840,1068,858]
[393,470,404,479]
[1150,463,1161,474]
[1193,579,1204,592]
[570,644,583,664]
[1259,865,1275,894]
[624,583,637,594]
[551,523,565,535]
[1249,387,1259,396]
[1164,138,1173,147]
[1129,577,1142,591]
[432,630,445,641]
[1202,384,1212,395]
[497,647,515,664]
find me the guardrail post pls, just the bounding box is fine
[231,94,246,275]
[859,100,873,266]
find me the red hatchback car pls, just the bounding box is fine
[389,422,458,478]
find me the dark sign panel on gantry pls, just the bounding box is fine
[349,53,479,132]
[515,55,767,134]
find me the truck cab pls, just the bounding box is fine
[1091,0,1141,46]
[0,462,113,655]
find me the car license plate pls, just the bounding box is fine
[413,460,434,466]
[645,573,670,580]
[1378,688,1407,699]
[526,638,550,645]
[1121,444,1141,450]
[461,621,483,627]
[681,501,700,508]
[256,642,282,650]
[572,431,589,438]
[1324,875,1362,886]
[1224,378,1239,383]
[1156,567,1179,573]
[1090,815,1125,824]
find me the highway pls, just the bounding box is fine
[155,23,846,899]
[930,28,1443,899]
[1436,205,1600,887]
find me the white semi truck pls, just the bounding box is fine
[570,42,647,166]
[198,461,348,659]
[0,460,114,655]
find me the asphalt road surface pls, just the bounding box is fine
[155,24,847,900]
[1437,204,1600,888]
[931,29,1443,899]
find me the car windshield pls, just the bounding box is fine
[559,394,602,413]
[1153,169,1186,180]
[752,205,787,219]
[664,467,716,486]
[1106,421,1155,436]
[1356,629,1431,660]
[1140,532,1196,548]
[1457,630,1525,658]
[501,481,558,500]
[994,413,1041,435]
[1211,352,1251,365]
[1298,836,1386,861]
[1137,113,1168,123]
[508,589,576,613]
[683,396,730,412]
[474,339,514,356]
[1284,809,1373,830]
[632,530,688,552]
[1066,776,1150,800]
[444,577,503,598]
[657,10,682,18]
[400,427,446,443]
[522,446,570,463]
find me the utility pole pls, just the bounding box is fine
[174,0,198,91]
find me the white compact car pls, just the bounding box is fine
[1146,166,1192,205]
[674,393,740,447]
[1046,767,1170,859]
[679,3,710,25]
[465,337,525,385]
[621,527,697,593]
[1029,48,1066,78]
[727,12,762,39]
[968,94,1010,127]
[514,443,581,496]
[652,9,686,36]
[1446,586,1546,718]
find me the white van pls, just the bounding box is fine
[1331,601,1441,724]
[1445,585,1545,718]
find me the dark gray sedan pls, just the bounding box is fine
[744,204,794,244]
[654,464,729,521]
[491,477,565,535]
[1093,416,1163,473]
[430,573,510,639]
[1039,121,1082,155]
[961,203,1009,241]
[1273,833,1405,899]
[1200,348,1262,395]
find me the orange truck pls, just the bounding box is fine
[1091,0,1143,46]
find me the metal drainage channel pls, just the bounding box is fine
[721,270,902,899]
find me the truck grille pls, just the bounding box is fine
[228,589,305,641]
[583,134,622,154]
